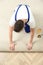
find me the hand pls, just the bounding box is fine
[9,42,15,50]
[27,42,33,50]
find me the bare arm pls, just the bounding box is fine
[29,28,35,43]
[9,26,15,50]
[9,26,14,44]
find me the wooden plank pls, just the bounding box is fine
[0,53,43,65]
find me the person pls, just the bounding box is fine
[9,4,36,50]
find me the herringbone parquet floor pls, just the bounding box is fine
[0,53,43,65]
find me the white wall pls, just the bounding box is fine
[0,0,43,42]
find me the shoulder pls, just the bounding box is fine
[14,4,22,11]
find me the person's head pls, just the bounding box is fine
[14,20,24,32]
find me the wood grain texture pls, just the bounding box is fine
[0,53,43,65]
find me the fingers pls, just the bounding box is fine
[27,43,32,50]
[9,43,15,51]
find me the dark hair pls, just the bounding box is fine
[14,20,24,32]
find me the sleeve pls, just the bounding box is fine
[28,7,36,28]
[9,12,16,27]
[9,5,19,27]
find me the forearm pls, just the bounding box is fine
[9,26,13,43]
[29,28,35,43]
[9,30,12,43]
